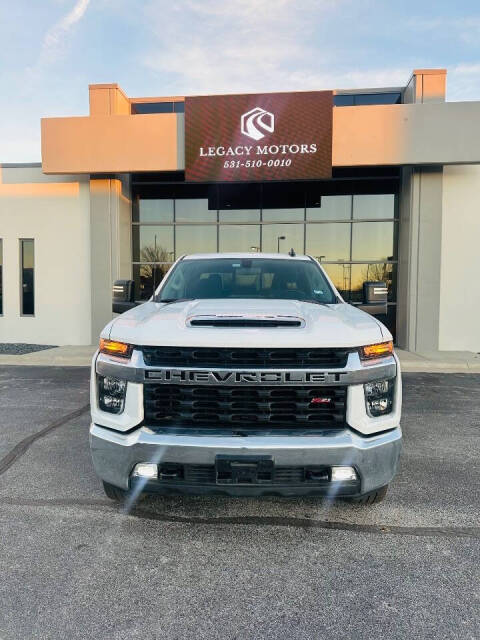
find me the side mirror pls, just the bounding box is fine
[112,280,138,314]
[358,281,388,316]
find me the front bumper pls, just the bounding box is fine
[90,423,402,497]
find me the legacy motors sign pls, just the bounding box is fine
[185,90,333,182]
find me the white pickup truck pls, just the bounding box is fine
[90,253,402,505]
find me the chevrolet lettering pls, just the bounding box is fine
[144,369,339,384]
[90,253,402,504]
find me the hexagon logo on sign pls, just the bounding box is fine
[240,107,275,141]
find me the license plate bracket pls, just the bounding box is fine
[215,455,274,485]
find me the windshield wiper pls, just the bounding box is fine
[157,297,196,305]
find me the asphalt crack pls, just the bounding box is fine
[0,497,478,539]
[0,404,90,477]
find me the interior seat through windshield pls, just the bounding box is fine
[159,258,338,304]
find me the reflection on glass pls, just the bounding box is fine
[305,223,350,261]
[352,221,394,261]
[307,195,352,221]
[175,199,216,222]
[135,199,174,223]
[353,194,395,219]
[133,264,172,301]
[219,226,261,252]
[175,225,217,255]
[261,224,304,254]
[130,191,398,336]
[350,263,396,302]
[218,209,260,222]
[262,209,304,222]
[0,239,2,314]
[132,226,174,262]
[322,263,351,300]
[378,304,396,335]
[21,239,34,315]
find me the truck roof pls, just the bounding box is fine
[182,252,311,261]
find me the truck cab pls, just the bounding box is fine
[90,253,402,504]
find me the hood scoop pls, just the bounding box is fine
[187,314,305,328]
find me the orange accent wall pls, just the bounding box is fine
[0,182,80,197]
[41,106,409,174]
[41,114,179,174]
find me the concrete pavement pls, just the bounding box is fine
[0,367,479,639]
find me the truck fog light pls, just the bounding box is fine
[102,377,127,395]
[364,380,389,396]
[331,466,357,482]
[132,463,158,479]
[98,375,127,414]
[103,396,124,411]
[364,378,394,417]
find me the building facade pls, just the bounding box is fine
[1,68,479,352]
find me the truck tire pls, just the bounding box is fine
[349,484,388,505]
[102,480,130,502]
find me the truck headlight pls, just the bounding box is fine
[99,338,132,359]
[360,341,393,360]
[98,375,127,414]
[364,379,394,417]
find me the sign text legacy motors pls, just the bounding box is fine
[185,91,333,182]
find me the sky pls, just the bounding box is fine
[1,0,480,162]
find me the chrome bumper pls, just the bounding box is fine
[90,423,402,496]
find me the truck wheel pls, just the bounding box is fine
[102,480,130,502]
[349,484,388,505]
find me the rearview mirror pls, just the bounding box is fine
[112,280,138,314]
[358,281,388,316]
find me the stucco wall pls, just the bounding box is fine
[439,165,480,351]
[396,167,444,353]
[89,177,132,341]
[0,165,92,345]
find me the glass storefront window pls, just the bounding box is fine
[132,226,174,262]
[175,225,217,255]
[350,263,396,302]
[132,193,398,334]
[219,225,261,252]
[175,199,216,222]
[262,208,304,222]
[218,209,260,222]
[20,239,34,316]
[351,221,395,261]
[133,263,172,301]
[321,263,351,300]
[307,195,351,221]
[353,194,395,219]
[134,199,173,223]
[261,224,304,254]
[305,223,350,262]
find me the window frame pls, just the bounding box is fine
[20,238,35,317]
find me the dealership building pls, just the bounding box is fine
[0,67,479,352]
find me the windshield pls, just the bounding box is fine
[158,258,338,304]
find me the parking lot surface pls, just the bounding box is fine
[0,366,479,639]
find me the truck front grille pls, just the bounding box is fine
[144,384,347,430]
[180,465,317,485]
[141,346,350,369]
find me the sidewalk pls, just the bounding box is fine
[396,349,480,373]
[0,345,97,367]
[0,344,479,372]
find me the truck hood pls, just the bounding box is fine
[107,299,389,348]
